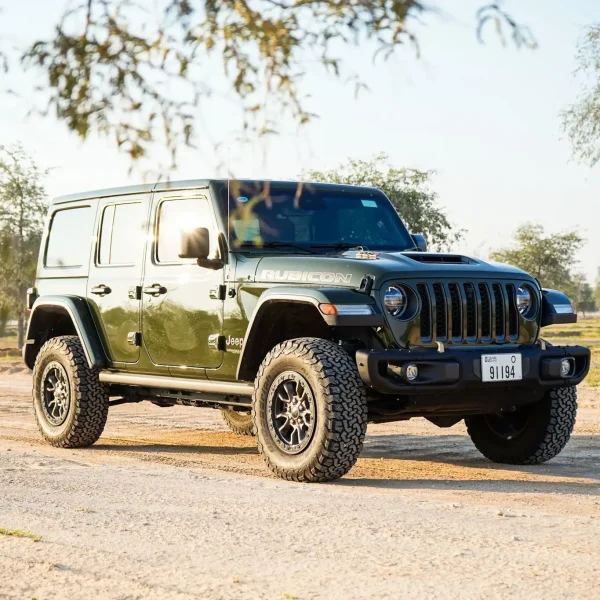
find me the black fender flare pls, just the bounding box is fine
[24,296,107,369]
[235,286,382,380]
[541,289,577,327]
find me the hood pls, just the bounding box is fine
[251,250,534,290]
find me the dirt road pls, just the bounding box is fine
[1,362,600,599]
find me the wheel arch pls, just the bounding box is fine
[235,287,382,381]
[24,296,107,370]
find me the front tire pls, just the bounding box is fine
[33,336,109,448]
[253,337,368,482]
[465,386,577,465]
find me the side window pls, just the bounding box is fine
[98,202,145,266]
[45,206,93,268]
[156,197,214,264]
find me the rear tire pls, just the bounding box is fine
[465,386,577,465]
[253,337,368,482]
[33,336,109,448]
[221,409,254,436]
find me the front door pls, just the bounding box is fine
[87,195,149,364]
[141,192,224,370]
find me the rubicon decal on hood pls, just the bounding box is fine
[260,270,352,284]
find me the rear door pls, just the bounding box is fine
[141,192,224,371]
[87,195,149,364]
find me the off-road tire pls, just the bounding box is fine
[33,335,109,448]
[465,386,577,465]
[253,337,368,482]
[221,409,254,436]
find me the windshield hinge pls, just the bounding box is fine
[358,276,374,295]
[209,284,227,300]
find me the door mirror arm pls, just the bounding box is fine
[196,258,225,270]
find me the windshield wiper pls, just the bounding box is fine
[310,243,364,250]
[237,241,318,254]
[312,243,419,252]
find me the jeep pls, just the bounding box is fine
[24,179,591,482]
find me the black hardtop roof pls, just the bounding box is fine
[52,179,384,205]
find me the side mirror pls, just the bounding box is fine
[179,227,210,260]
[410,233,428,252]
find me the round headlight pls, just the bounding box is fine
[384,286,407,317]
[517,286,532,315]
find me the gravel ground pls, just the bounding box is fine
[1,362,600,599]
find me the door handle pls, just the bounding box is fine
[143,283,167,297]
[91,285,112,296]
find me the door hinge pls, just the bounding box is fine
[128,285,142,300]
[127,332,142,346]
[208,334,226,351]
[209,284,226,300]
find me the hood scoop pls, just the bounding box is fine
[402,253,477,265]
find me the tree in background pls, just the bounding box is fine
[490,223,585,295]
[0,145,48,348]
[569,274,596,317]
[563,25,600,166]
[303,155,461,251]
[0,2,533,169]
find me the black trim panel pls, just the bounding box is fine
[24,296,107,369]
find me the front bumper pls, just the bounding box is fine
[355,344,591,395]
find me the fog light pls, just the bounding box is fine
[560,359,572,378]
[405,364,419,381]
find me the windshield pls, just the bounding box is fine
[215,182,414,252]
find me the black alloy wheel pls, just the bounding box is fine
[267,372,316,454]
[41,361,71,426]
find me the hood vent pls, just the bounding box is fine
[403,253,476,265]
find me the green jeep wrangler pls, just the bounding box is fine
[24,179,590,482]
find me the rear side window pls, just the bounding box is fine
[98,202,145,265]
[156,198,214,263]
[45,206,93,268]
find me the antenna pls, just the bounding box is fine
[227,146,230,249]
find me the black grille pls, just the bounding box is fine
[417,283,432,340]
[506,284,519,339]
[479,283,492,340]
[492,283,505,341]
[433,283,447,340]
[415,281,521,345]
[448,283,462,341]
[464,283,477,339]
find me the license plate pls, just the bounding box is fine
[481,353,522,382]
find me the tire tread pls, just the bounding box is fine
[466,386,577,465]
[253,337,367,482]
[33,335,109,448]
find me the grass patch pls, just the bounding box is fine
[0,527,42,542]
[0,335,18,350]
[588,347,600,387]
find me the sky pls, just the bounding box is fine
[1,0,599,283]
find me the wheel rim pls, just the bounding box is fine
[484,409,530,441]
[267,372,316,455]
[41,361,70,426]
